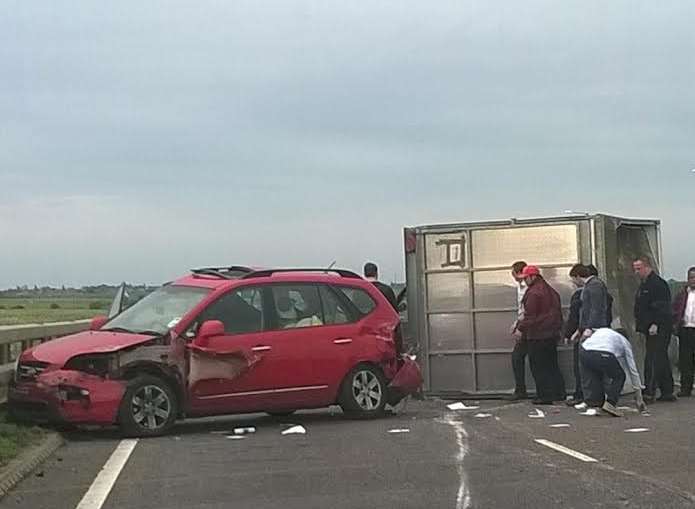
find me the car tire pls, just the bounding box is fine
[338,364,387,419]
[118,375,178,438]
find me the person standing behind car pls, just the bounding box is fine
[508,261,529,400]
[633,256,675,402]
[586,264,614,327]
[673,267,695,397]
[564,264,586,405]
[577,264,610,339]
[513,265,565,405]
[363,262,398,311]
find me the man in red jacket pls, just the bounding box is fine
[673,267,695,397]
[513,265,566,405]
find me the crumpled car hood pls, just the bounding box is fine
[24,330,155,367]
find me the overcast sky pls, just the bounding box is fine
[1,1,694,288]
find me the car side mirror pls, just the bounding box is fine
[193,320,225,347]
[90,315,109,331]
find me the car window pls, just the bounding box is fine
[270,285,324,329]
[198,287,264,335]
[335,286,376,316]
[318,285,350,325]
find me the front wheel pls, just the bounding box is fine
[118,375,177,437]
[338,364,387,419]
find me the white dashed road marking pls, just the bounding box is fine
[534,439,598,463]
[75,439,139,509]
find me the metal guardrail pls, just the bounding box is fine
[0,320,91,402]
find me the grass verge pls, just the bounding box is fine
[0,411,46,467]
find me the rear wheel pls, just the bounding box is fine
[118,375,177,437]
[339,364,387,419]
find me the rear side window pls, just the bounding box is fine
[270,285,324,329]
[335,286,377,316]
[318,285,350,325]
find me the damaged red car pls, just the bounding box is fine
[9,267,422,437]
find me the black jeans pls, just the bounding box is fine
[678,328,695,395]
[512,339,528,394]
[573,341,583,400]
[644,330,674,397]
[528,338,565,402]
[579,349,626,406]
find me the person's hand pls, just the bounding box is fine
[512,330,523,341]
[570,330,580,343]
[509,322,518,336]
[649,324,658,336]
[635,390,647,412]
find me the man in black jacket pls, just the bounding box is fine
[633,256,675,402]
[363,262,398,310]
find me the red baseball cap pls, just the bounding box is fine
[520,265,541,278]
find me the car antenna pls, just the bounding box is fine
[325,260,336,273]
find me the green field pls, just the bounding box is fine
[0,298,109,326]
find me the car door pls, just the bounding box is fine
[187,285,290,415]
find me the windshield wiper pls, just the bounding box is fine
[102,327,134,334]
[133,329,165,337]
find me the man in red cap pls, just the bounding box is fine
[513,265,566,404]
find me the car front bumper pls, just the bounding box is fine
[8,369,127,425]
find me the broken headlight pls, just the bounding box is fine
[63,354,116,377]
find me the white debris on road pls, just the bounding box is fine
[226,436,245,440]
[474,413,492,418]
[447,402,480,411]
[388,429,411,434]
[624,428,650,433]
[282,425,307,435]
[574,402,588,411]
[528,409,546,419]
[549,424,571,428]
[579,409,599,416]
[233,427,256,435]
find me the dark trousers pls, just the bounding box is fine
[512,339,528,394]
[579,349,626,406]
[573,341,583,400]
[528,338,566,402]
[644,331,674,397]
[678,328,695,395]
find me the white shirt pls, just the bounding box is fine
[684,288,695,328]
[581,328,643,391]
[517,282,527,319]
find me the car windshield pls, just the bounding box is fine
[103,285,211,335]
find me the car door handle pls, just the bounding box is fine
[333,338,353,345]
[251,345,272,352]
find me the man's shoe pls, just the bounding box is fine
[677,391,691,398]
[505,392,528,401]
[601,402,623,417]
[565,398,583,407]
[657,394,677,402]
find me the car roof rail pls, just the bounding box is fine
[190,266,254,279]
[241,268,362,280]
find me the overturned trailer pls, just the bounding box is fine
[403,213,662,397]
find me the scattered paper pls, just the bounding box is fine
[282,425,307,435]
[388,429,411,434]
[549,424,571,428]
[624,428,650,433]
[474,413,493,418]
[574,403,588,411]
[447,402,480,411]
[580,409,599,416]
[528,409,546,419]
[226,436,245,440]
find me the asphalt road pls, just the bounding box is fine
[4,398,695,509]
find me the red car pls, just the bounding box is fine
[9,267,421,437]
